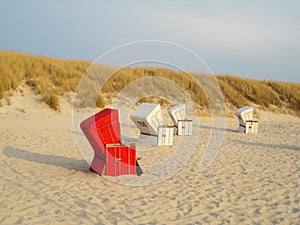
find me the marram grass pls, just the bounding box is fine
[0,50,299,116]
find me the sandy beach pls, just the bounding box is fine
[0,86,300,224]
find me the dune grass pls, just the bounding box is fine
[0,50,90,110]
[102,67,209,108]
[0,50,299,116]
[135,96,172,108]
[266,81,300,113]
[217,75,283,108]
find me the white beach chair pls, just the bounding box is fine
[131,103,174,146]
[168,103,192,136]
[236,106,258,133]
[157,125,174,147]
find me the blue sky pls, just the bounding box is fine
[0,1,299,82]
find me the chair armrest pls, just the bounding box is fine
[178,119,193,122]
[105,142,136,148]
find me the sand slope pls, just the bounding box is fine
[0,87,300,224]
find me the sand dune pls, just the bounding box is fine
[0,87,300,224]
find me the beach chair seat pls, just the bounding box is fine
[131,103,174,146]
[157,126,174,146]
[105,143,136,176]
[81,108,137,176]
[168,103,192,136]
[177,119,193,136]
[236,106,258,133]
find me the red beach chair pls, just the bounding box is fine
[80,108,136,176]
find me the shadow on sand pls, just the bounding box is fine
[231,140,300,151]
[3,146,89,172]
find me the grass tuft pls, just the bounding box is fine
[96,95,105,108]
[42,91,59,111]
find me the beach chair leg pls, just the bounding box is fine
[136,160,143,176]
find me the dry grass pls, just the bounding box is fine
[0,50,90,110]
[0,50,299,116]
[136,96,172,108]
[102,67,208,108]
[217,75,283,108]
[266,81,300,115]
[42,91,59,111]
